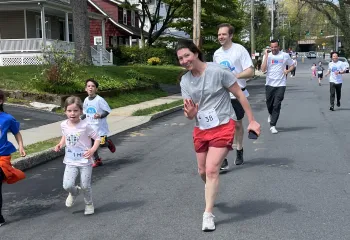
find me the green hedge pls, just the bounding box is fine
[108,46,178,65]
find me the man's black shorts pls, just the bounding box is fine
[318,73,323,78]
[231,99,245,121]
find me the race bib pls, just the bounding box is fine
[65,147,88,163]
[197,108,220,130]
[86,113,99,125]
[318,71,322,74]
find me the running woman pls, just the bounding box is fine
[316,61,324,86]
[54,96,100,215]
[213,23,254,170]
[324,52,346,111]
[0,90,26,226]
[311,63,317,79]
[82,79,116,168]
[177,40,261,231]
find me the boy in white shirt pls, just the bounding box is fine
[82,79,116,167]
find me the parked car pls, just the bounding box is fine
[307,51,317,58]
[338,57,350,73]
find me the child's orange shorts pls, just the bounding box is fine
[192,119,235,153]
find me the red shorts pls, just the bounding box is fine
[193,119,235,153]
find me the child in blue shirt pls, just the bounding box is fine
[0,90,26,226]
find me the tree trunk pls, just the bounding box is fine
[71,0,92,65]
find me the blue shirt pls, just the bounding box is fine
[0,112,20,156]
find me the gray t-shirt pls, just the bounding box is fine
[180,62,237,127]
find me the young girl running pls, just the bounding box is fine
[311,63,317,78]
[316,61,324,86]
[54,96,100,215]
[0,90,26,226]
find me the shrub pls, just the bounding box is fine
[147,57,161,65]
[108,46,177,65]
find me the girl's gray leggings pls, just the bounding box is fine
[63,165,93,205]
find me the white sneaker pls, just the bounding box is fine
[267,114,271,123]
[270,126,278,134]
[65,186,81,207]
[84,204,95,215]
[202,212,215,231]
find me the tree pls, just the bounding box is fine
[71,0,92,65]
[171,0,244,54]
[123,0,185,47]
[301,0,350,56]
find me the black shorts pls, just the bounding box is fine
[231,99,245,121]
[318,74,323,78]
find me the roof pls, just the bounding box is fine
[89,0,148,37]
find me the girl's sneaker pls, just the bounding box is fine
[84,204,94,215]
[65,186,81,207]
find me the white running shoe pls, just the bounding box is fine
[202,212,215,231]
[267,114,271,123]
[270,126,278,134]
[84,204,95,215]
[65,186,81,207]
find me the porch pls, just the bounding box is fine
[0,0,112,66]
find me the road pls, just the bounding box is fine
[5,105,65,130]
[2,57,350,239]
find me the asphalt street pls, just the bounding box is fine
[2,57,350,239]
[5,105,65,130]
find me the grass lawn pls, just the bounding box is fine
[0,65,183,93]
[11,137,61,160]
[132,100,183,116]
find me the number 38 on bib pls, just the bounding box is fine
[197,108,220,130]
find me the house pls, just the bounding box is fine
[0,0,146,66]
[88,0,146,48]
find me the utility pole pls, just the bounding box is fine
[251,0,255,59]
[336,26,339,51]
[193,0,201,47]
[271,0,274,40]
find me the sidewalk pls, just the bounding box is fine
[9,94,183,170]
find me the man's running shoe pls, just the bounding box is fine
[270,126,278,134]
[337,101,341,107]
[330,106,334,111]
[0,215,5,227]
[235,148,244,165]
[220,159,229,172]
[202,212,215,232]
[107,139,116,153]
[92,158,103,168]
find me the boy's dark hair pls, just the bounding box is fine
[217,23,235,35]
[270,39,279,45]
[85,78,99,88]
[0,90,5,112]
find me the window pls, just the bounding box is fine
[131,11,135,27]
[59,21,73,41]
[36,16,51,39]
[123,9,127,25]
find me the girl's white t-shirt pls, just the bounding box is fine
[83,95,111,136]
[61,119,100,166]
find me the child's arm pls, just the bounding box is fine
[83,137,100,159]
[54,136,66,152]
[14,132,26,157]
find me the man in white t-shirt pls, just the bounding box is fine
[324,52,346,111]
[261,40,294,134]
[213,23,254,170]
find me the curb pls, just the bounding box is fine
[12,105,183,171]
